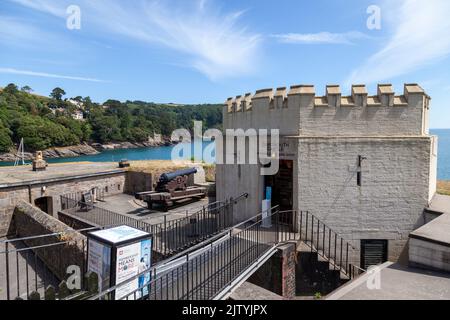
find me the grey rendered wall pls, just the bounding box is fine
[297,137,432,263]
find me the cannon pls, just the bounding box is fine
[135,168,207,211]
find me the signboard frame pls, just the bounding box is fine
[87,226,153,300]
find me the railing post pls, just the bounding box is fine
[5,242,10,300]
[334,234,337,270]
[164,215,167,256]
[305,212,308,244]
[299,211,303,241]
[310,216,314,252]
[328,229,331,259]
[228,230,232,284]
[316,220,320,253]
[276,210,280,243]
[322,224,326,256]
[345,242,349,275]
[340,238,343,271]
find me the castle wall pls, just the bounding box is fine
[224,84,430,137]
[217,82,436,265]
[296,137,432,264]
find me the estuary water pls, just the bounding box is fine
[1,130,449,180]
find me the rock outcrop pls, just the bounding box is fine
[0,143,99,162]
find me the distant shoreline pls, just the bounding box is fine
[0,139,175,163]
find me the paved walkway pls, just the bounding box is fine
[95,193,212,225]
[0,238,59,300]
[0,162,124,187]
[327,262,450,300]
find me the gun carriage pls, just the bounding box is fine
[135,168,207,211]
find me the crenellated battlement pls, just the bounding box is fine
[223,83,430,137]
[225,83,426,111]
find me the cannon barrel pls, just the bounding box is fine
[159,168,197,183]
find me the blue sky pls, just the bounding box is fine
[1,0,450,128]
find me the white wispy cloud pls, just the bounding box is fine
[0,16,54,45]
[9,0,262,80]
[272,31,369,45]
[0,67,107,82]
[8,0,66,17]
[346,0,450,85]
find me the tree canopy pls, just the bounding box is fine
[0,83,222,152]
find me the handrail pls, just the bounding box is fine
[0,226,100,244]
[88,206,361,301]
[60,192,249,259]
[297,210,358,276]
[89,205,279,300]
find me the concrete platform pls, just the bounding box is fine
[410,211,450,246]
[326,262,450,300]
[0,162,124,188]
[427,194,450,215]
[230,282,284,300]
[95,193,213,225]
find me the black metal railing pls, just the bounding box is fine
[0,227,97,300]
[60,193,249,259]
[90,206,281,301]
[275,210,361,277]
[62,187,105,204]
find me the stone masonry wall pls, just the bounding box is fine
[0,172,126,237]
[13,201,87,281]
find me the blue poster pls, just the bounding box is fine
[266,187,272,201]
[138,239,152,297]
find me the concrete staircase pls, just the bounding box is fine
[296,243,350,296]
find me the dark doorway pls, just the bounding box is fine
[360,240,388,269]
[34,196,53,215]
[264,160,294,222]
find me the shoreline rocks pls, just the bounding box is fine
[0,143,99,162]
[0,138,176,162]
[90,139,174,152]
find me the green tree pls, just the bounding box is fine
[21,85,33,93]
[0,120,13,152]
[4,83,18,95]
[50,87,66,101]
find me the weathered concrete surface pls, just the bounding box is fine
[326,262,450,300]
[427,194,450,215]
[409,207,450,272]
[230,282,284,300]
[410,212,450,246]
[0,162,124,187]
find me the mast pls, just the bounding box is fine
[14,138,25,166]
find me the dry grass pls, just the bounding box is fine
[437,180,450,196]
[203,164,216,182]
[127,160,217,182]
[127,160,191,175]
